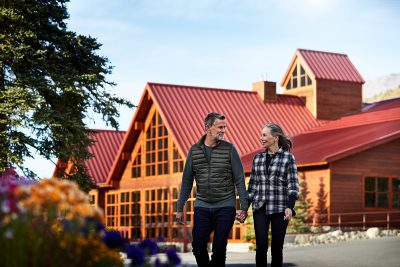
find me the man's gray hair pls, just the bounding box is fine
[204,112,225,129]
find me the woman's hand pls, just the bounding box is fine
[283,208,293,221]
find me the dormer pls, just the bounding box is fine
[281,49,365,120]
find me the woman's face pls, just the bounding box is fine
[260,127,278,149]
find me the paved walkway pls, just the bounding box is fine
[178,236,400,266]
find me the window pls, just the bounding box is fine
[172,142,184,173]
[105,193,118,227]
[144,188,169,239]
[364,176,400,209]
[286,64,312,89]
[392,178,400,208]
[292,66,297,88]
[145,112,169,176]
[131,148,141,178]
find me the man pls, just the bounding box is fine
[176,112,248,267]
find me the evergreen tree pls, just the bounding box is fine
[314,177,328,224]
[288,173,313,233]
[0,0,134,191]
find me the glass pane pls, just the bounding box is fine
[365,193,375,207]
[393,193,400,208]
[377,177,388,192]
[377,193,388,208]
[293,78,297,88]
[292,66,297,77]
[301,76,305,87]
[286,81,291,90]
[164,163,168,174]
[307,75,312,85]
[392,178,400,192]
[158,164,162,175]
[365,177,375,191]
[300,65,305,75]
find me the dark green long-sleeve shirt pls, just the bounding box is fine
[177,144,248,212]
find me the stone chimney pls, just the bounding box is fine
[252,81,277,102]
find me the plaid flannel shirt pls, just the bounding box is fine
[247,148,299,215]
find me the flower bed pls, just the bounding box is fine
[0,169,180,267]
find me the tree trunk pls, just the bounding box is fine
[0,67,8,172]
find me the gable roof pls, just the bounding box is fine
[85,129,126,184]
[290,102,400,165]
[281,49,365,86]
[242,97,400,171]
[107,82,325,184]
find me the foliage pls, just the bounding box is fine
[0,0,134,190]
[0,169,123,267]
[287,173,313,233]
[314,177,328,224]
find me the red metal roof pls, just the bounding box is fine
[148,83,324,157]
[242,103,400,171]
[85,129,125,184]
[292,106,400,165]
[107,82,325,182]
[281,49,365,85]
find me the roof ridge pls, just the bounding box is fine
[147,82,253,94]
[89,128,127,133]
[297,48,348,57]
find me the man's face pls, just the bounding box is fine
[207,118,226,141]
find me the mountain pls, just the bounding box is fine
[363,73,400,100]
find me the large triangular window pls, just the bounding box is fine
[286,64,312,89]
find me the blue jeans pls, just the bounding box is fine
[192,206,236,267]
[253,204,289,267]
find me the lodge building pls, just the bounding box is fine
[54,49,400,246]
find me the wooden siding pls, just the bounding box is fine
[331,138,400,212]
[329,139,400,227]
[316,80,362,120]
[297,169,331,214]
[284,85,315,116]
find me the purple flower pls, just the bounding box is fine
[126,244,145,266]
[139,238,159,256]
[166,248,181,266]
[102,230,124,249]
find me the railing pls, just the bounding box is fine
[313,211,400,230]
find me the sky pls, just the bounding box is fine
[24,0,400,178]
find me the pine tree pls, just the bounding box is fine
[314,177,328,224]
[0,0,134,191]
[288,173,313,233]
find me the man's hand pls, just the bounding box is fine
[235,210,248,223]
[283,208,293,221]
[176,212,184,225]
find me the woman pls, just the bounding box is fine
[247,123,299,267]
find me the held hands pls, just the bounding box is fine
[176,212,184,225]
[283,208,293,221]
[235,210,248,223]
